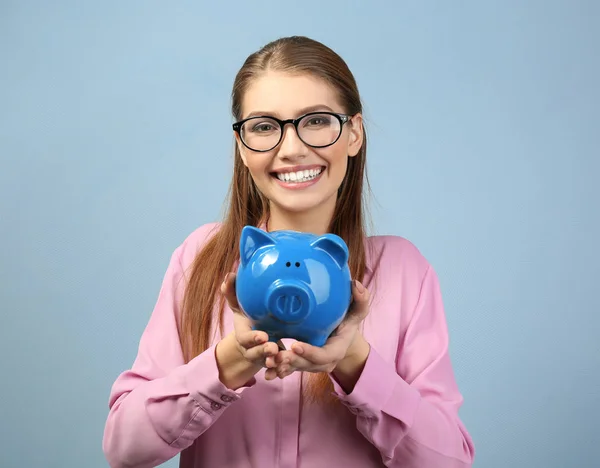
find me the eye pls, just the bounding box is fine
[304,115,331,127]
[252,122,276,133]
[295,262,300,267]
[286,262,291,267]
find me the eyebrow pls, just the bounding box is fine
[243,104,336,120]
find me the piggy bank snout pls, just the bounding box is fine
[266,281,314,324]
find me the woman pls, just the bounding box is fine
[103,36,475,468]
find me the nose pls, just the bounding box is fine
[277,123,307,160]
[265,280,315,323]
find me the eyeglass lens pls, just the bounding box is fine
[240,113,341,151]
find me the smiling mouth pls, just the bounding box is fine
[271,166,325,183]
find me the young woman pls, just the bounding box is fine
[103,36,475,468]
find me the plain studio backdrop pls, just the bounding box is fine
[1,1,598,467]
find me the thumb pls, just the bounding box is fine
[348,280,370,322]
[221,273,242,314]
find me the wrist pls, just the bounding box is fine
[216,332,262,390]
[346,333,370,363]
[331,333,370,394]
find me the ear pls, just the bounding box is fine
[310,234,349,268]
[240,225,275,267]
[346,113,364,158]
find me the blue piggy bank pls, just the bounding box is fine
[235,225,352,347]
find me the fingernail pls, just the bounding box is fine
[354,280,365,293]
[293,345,303,355]
[255,335,264,344]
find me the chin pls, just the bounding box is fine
[270,199,319,213]
[268,191,337,216]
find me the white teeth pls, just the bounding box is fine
[276,167,322,183]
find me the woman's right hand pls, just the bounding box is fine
[215,273,281,389]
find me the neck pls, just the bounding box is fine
[267,199,336,235]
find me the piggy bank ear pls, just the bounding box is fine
[310,234,349,268]
[240,226,275,267]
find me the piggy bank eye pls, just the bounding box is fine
[295,262,300,267]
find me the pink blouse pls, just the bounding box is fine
[103,223,475,467]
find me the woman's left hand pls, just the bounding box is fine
[264,279,370,380]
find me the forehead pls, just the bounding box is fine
[241,71,343,119]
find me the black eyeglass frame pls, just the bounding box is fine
[232,111,353,153]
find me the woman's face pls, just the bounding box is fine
[236,71,363,221]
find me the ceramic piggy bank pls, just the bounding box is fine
[235,225,353,347]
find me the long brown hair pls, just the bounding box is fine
[180,36,370,402]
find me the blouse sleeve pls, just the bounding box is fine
[330,265,476,467]
[102,243,256,468]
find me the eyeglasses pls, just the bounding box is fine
[232,111,353,153]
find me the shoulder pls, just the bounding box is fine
[365,234,431,280]
[172,222,224,270]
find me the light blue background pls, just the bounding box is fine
[1,1,598,467]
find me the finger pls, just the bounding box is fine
[346,279,370,322]
[291,341,345,366]
[223,274,270,347]
[281,352,313,371]
[265,355,277,368]
[243,341,280,362]
[265,351,294,374]
[274,350,294,365]
[232,309,272,349]
[277,365,296,379]
[265,367,295,380]
[271,358,301,379]
[282,349,334,373]
[235,326,270,349]
[221,273,242,313]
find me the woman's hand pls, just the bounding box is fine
[265,279,371,381]
[215,273,281,389]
